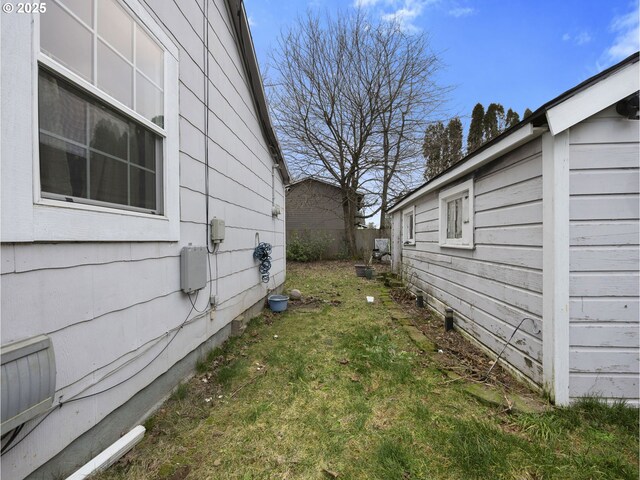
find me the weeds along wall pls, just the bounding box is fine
[397,140,545,389]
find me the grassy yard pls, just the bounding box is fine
[99,262,638,480]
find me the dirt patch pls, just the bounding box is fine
[389,287,537,398]
[287,296,326,312]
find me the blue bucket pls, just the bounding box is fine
[268,295,289,312]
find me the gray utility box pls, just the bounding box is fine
[1,335,56,433]
[210,218,225,244]
[180,246,208,294]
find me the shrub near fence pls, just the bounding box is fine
[286,231,333,262]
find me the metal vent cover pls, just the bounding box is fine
[1,335,56,433]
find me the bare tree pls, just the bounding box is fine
[367,22,446,231]
[269,9,445,252]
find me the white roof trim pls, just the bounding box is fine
[388,124,547,214]
[545,61,640,135]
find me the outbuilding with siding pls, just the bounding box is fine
[0,1,288,478]
[388,53,639,405]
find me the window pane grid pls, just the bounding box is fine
[38,68,161,213]
[41,0,164,127]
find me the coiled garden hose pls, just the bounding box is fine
[253,242,272,283]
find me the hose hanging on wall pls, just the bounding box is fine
[253,242,272,283]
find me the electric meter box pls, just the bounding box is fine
[180,246,207,293]
[211,218,225,243]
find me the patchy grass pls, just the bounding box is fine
[98,261,639,480]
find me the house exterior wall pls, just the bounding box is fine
[567,106,640,402]
[398,140,544,387]
[0,1,286,478]
[286,180,346,257]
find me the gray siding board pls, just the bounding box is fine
[474,138,541,178]
[404,251,542,315]
[415,206,438,221]
[569,115,640,145]
[570,246,639,272]
[570,350,639,374]
[475,176,542,212]
[1,244,14,274]
[411,241,543,270]
[569,143,639,170]
[570,273,639,296]
[570,221,639,246]
[474,151,542,195]
[404,249,542,293]
[475,225,542,247]
[475,201,542,227]
[570,169,639,195]
[569,374,638,400]
[570,195,640,221]
[570,298,639,323]
[570,324,639,348]
[568,108,640,402]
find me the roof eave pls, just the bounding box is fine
[225,0,291,184]
[545,59,640,135]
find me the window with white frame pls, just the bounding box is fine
[439,179,474,249]
[403,206,415,245]
[38,0,166,214]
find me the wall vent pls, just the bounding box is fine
[1,335,56,433]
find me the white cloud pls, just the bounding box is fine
[575,31,592,45]
[448,7,474,18]
[378,0,437,32]
[562,30,592,46]
[604,6,640,63]
[354,0,384,6]
[248,15,256,27]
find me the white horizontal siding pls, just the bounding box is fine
[399,140,544,385]
[0,1,286,478]
[568,107,640,403]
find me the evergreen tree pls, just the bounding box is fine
[467,103,485,153]
[523,108,533,118]
[446,117,463,165]
[484,103,505,141]
[423,117,464,180]
[423,122,446,180]
[505,108,520,128]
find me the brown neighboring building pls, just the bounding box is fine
[286,178,365,257]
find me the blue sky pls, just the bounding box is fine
[244,0,639,132]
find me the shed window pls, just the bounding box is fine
[439,179,474,249]
[403,206,415,245]
[39,0,167,214]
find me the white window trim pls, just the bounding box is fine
[438,178,474,249]
[4,0,180,242]
[403,206,416,246]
